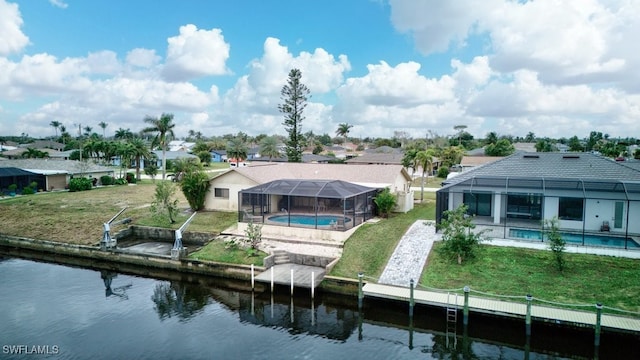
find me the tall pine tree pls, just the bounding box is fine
[278,69,310,163]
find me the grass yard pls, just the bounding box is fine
[421,244,640,313]
[329,194,436,279]
[188,238,266,266]
[0,182,232,244]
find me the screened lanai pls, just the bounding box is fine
[239,179,378,231]
[436,176,640,250]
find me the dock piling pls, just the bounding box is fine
[251,264,255,290]
[311,271,315,299]
[290,268,294,296]
[526,294,533,336]
[595,303,603,347]
[409,279,415,318]
[463,286,470,326]
[358,273,364,309]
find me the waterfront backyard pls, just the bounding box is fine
[0,182,639,314]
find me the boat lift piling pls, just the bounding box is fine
[100,207,127,250]
[172,211,197,260]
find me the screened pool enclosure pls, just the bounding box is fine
[239,179,379,231]
[436,176,640,250]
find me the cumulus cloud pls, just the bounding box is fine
[162,24,231,81]
[389,0,498,54]
[214,37,350,136]
[49,0,68,9]
[0,0,29,56]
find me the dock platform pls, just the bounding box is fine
[363,283,640,333]
[254,264,325,288]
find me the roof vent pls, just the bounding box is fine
[562,155,580,159]
[523,155,539,159]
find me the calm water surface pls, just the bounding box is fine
[0,255,637,359]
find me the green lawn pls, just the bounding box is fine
[188,239,266,266]
[421,244,640,313]
[330,195,436,279]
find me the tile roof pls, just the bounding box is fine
[0,159,115,174]
[460,156,503,167]
[345,152,404,165]
[230,162,410,188]
[443,152,640,187]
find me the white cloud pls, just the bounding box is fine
[48,0,68,9]
[213,37,350,136]
[162,24,230,81]
[389,0,498,54]
[126,48,161,69]
[0,0,29,56]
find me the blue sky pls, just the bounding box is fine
[1,0,639,141]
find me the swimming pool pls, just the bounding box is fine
[268,214,351,226]
[509,228,640,249]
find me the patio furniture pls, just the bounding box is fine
[600,221,610,232]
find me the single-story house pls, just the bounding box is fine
[205,163,414,213]
[0,167,47,194]
[436,152,640,249]
[210,150,227,163]
[459,156,503,171]
[0,159,115,190]
[249,153,334,164]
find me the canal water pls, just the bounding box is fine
[0,252,637,359]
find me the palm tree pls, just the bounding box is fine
[128,138,151,181]
[114,128,134,140]
[454,124,467,146]
[259,136,280,161]
[226,136,248,165]
[83,126,93,137]
[142,113,176,180]
[98,121,108,138]
[336,123,353,148]
[415,149,435,203]
[50,121,61,139]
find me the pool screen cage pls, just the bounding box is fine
[436,176,640,250]
[238,179,379,231]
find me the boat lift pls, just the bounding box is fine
[101,207,127,250]
[172,211,197,260]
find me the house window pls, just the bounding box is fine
[558,197,583,221]
[214,188,229,199]
[463,192,492,216]
[506,193,542,219]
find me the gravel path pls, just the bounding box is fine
[378,220,440,287]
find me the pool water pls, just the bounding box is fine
[509,228,639,248]
[268,214,351,226]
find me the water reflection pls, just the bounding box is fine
[151,281,210,321]
[101,270,132,299]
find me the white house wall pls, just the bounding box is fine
[204,171,258,211]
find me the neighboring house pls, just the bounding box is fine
[435,152,640,246]
[0,148,64,159]
[345,152,404,165]
[0,167,47,194]
[19,140,65,151]
[249,153,333,164]
[120,150,198,169]
[210,150,227,163]
[0,159,116,190]
[168,140,196,152]
[204,163,414,213]
[513,142,537,153]
[363,146,402,154]
[459,156,503,172]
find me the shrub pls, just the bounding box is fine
[115,178,128,185]
[437,165,449,179]
[180,170,211,211]
[126,172,137,184]
[544,217,566,271]
[437,204,487,264]
[100,175,114,185]
[69,178,93,192]
[22,186,36,195]
[374,187,397,218]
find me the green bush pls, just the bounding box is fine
[115,178,128,185]
[180,170,211,211]
[374,187,397,218]
[126,172,137,184]
[437,166,449,179]
[69,178,93,192]
[100,175,114,185]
